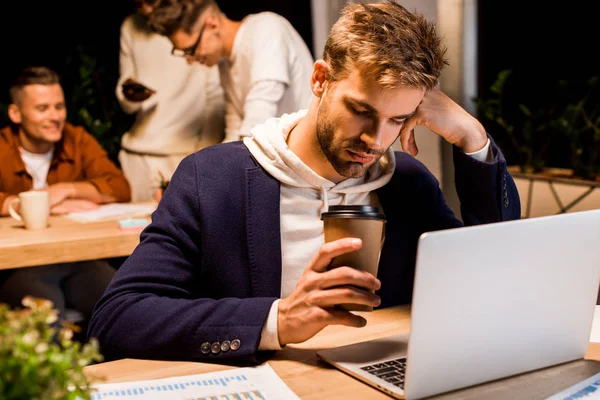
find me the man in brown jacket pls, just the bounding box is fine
[0,66,131,328]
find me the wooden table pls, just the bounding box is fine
[0,202,155,270]
[83,306,600,399]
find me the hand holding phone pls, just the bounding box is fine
[122,78,156,102]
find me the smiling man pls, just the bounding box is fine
[89,1,520,363]
[0,66,131,330]
[147,0,314,143]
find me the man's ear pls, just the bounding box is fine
[311,60,329,98]
[8,104,22,124]
[205,12,221,30]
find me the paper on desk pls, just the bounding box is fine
[83,363,299,400]
[590,305,600,343]
[545,370,600,399]
[66,203,155,222]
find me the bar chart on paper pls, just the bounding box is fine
[85,364,299,400]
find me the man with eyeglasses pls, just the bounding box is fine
[148,0,315,143]
[116,0,225,202]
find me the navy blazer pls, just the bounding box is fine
[89,139,520,363]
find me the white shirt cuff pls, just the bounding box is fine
[465,138,493,163]
[258,299,283,351]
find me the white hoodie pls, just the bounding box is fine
[243,109,395,350]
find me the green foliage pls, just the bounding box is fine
[554,76,600,179]
[0,296,104,400]
[62,45,133,165]
[474,70,600,179]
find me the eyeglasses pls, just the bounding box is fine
[171,22,206,58]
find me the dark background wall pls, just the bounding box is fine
[478,1,597,97]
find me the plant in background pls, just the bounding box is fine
[554,76,600,180]
[474,70,562,173]
[475,69,600,180]
[62,45,133,165]
[0,296,104,400]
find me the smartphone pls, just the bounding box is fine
[124,81,151,93]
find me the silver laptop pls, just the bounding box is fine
[317,209,600,399]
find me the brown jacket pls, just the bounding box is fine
[0,123,131,211]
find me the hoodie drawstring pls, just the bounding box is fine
[321,185,329,212]
[320,187,349,212]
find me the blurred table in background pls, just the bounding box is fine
[0,201,156,270]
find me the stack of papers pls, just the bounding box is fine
[85,363,299,400]
[67,203,156,223]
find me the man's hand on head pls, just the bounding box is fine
[399,87,487,156]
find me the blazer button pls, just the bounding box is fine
[211,342,221,354]
[201,342,211,354]
[221,340,231,352]
[230,339,241,351]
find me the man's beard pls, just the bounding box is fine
[316,97,385,179]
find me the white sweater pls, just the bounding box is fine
[117,13,225,155]
[219,12,315,142]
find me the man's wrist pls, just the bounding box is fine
[456,121,487,153]
[277,298,289,347]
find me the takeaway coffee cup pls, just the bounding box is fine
[8,190,50,230]
[321,205,386,312]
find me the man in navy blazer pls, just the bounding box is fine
[89,1,520,364]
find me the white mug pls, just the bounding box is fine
[8,191,50,230]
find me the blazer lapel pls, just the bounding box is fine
[245,166,282,297]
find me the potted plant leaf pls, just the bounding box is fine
[0,296,104,400]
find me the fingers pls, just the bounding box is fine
[310,238,362,273]
[400,122,418,156]
[321,266,380,291]
[309,285,381,309]
[322,307,368,328]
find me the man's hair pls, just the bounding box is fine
[323,1,448,89]
[148,0,218,36]
[9,66,60,104]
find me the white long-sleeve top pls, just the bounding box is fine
[117,13,225,155]
[218,12,315,142]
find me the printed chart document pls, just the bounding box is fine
[66,203,155,222]
[545,371,600,399]
[85,363,300,400]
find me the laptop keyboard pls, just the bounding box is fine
[360,357,406,389]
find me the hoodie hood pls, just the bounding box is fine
[243,109,396,211]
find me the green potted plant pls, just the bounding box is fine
[0,296,104,400]
[475,69,600,181]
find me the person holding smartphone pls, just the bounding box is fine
[116,0,225,202]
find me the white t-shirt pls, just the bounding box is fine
[218,12,315,142]
[19,147,54,190]
[117,13,225,155]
